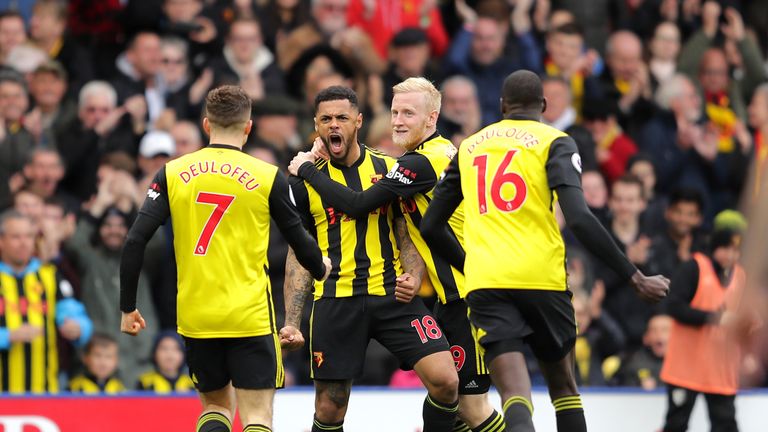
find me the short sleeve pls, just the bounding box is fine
[546,136,583,189]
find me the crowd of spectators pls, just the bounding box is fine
[0,0,766,393]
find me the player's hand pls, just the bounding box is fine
[279,325,305,350]
[59,319,81,341]
[630,271,670,303]
[320,256,332,282]
[288,151,317,176]
[395,273,420,303]
[9,324,43,343]
[120,309,147,336]
[310,136,330,161]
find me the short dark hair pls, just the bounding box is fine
[204,85,252,130]
[314,85,358,112]
[626,153,654,171]
[228,18,260,38]
[668,188,704,212]
[84,333,118,355]
[0,10,24,23]
[548,22,584,38]
[502,70,544,112]
[0,69,28,94]
[613,174,645,199]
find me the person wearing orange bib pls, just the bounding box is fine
[661,229,746,432]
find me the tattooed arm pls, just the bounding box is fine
[394,216,426,303]
[279,247,315,350]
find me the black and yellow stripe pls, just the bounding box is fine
[312,418,344,431]
[137,370,195,393]
[301,146,401,299]
[243,425,272,432]
[468,319,488,376]
[503,396,534,416]
[0,264,60,393]
[196,412,231,432]
[474,411,506,432]
[272,332,284,388]
[452,421,471,432]
[69,374,126,394]
[552,395,583,412]
[426,394,459,413]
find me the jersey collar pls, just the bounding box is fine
[0,258,42,278]
[207,143,243,151]
[330,142,367,169]
[504,114,540,122]
[413,132,440,151]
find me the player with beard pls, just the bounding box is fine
[288,77,504,432]
[281,85,460,432]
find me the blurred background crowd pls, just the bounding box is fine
[0,0,766,394]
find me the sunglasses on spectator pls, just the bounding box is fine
[162,57,186,65]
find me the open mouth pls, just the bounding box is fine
[328,133,344,154]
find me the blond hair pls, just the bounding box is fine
[392,77,441,114]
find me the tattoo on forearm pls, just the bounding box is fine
[395,218,425,280]
[284,248,314,327]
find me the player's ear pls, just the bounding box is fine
[202,118,211,136]
[542,97,548,113]
[356,112,363,130]
[314,117,318,131]
[428,110,438,128]
[244,119,253,135]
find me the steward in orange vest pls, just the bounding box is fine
[660,229,745,432]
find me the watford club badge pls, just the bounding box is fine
[313,351,324,368]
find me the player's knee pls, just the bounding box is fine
[425,369,459,402]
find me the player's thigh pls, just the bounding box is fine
[435,300,492,396]
[517,290,577,364]
[226,334,284,391]
[370,295,450,372]
[184,336,231,394]
[235,387,276,427]
[465,289,532,365]
[310,296,370,380]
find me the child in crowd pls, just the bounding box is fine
[136,331,194,393]
[69,333,125,394]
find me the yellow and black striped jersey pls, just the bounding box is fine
[0,260,81,394]
[290,144,402,299]
[136,370,195,393]
[296,134,465,303]
[69,373,125,394]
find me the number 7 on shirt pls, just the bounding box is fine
[194,192,235,256]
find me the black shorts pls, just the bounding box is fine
[434,299,491,395]
[310,295,449,380]
[465,289,576,364]
[183,334,283,392]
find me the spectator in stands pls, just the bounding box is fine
[346,0,449,59]
[277,0,385,75]
[543,22,601,116]
[446,7,540,126]
[661,228,750,432]
[614,313,672,390]
[0,71,33,208]
[381,28,442,108]
[257,0,311,55]
[4,44,49,80]
[747,83,768,190]
[600,30,654,138]
[29,0,93,96]
[170,120,203,157]
[37,196,77,276]
[20,148,78,209]
[581,170,610,226]
[364,113,401,157]
[26,61,76,149]
[647,21,681,89]
[69,333,125,394]
[628,154,668,237]
[11,187,44,231]
[112,31,163,126]
[437,75,481,147]
[0,10,26,66]
[600,175,656,348]
[137,330,194,393]
[0,210,92,393]
[247,95,302,169]
[647,189,706,279]
[572,287,626,386]
[209,18,285,101]
[64,172,160,386]
[137,131,176,199]
[56,81,141,202]
[582,98,638,185]
[678,2,766,146]
[159,0,220,69]
[542,77,598,172]
[158,37,197,124]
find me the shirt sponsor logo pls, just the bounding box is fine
[385,163,417,185]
